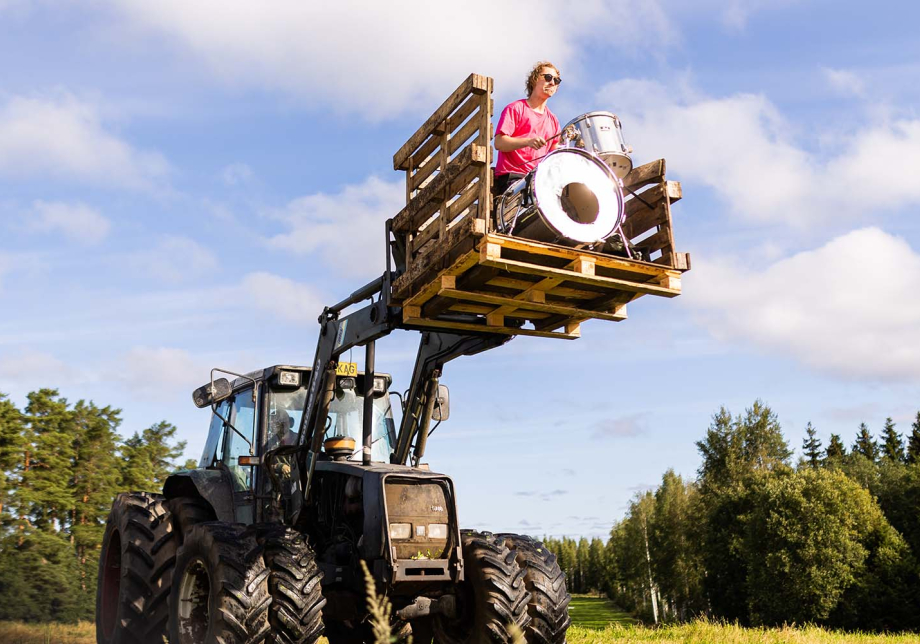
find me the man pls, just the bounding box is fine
[493,61,562,196]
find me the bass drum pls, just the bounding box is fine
[495,148,624,246]
[562,111,633,179]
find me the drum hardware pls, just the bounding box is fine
[494,148,630,256]
[561,111,633,179]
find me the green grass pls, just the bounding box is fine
[566,621,920,643]
[569,594,639,630]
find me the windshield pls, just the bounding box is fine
[266,386,307,452]
[325,384,397,462]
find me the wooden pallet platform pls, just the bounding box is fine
[399,233,682,340]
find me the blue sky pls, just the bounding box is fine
[2,0,920,538]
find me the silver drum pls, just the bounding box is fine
[495,148,624,246]
[562,111,633,179]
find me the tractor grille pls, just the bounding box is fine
[384,481,450,560]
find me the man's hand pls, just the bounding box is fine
[526,136,547,149]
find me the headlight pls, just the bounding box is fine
[389,523,411,540]
[278,371,300,386]
[428,523,448,539]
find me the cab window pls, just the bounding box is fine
[199,399,230,468]
[224,388,257,491]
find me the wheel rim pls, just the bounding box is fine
[100,529,122,639]
[176,557,211,644]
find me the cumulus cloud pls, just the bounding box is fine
[128,236,218,283]
[103,0,677,118]
[221,163,253,186]
[591,413,648,439]
[26,200,110,244]
[599,79,920,228]
[0,93,170,190]
[238,272,325,325]
[690,227,920,381]
[0,349,79,388]
[264,176,404,276]
[114,346,204,396]
[823,67,866,97]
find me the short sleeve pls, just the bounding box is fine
[496,102,520,138]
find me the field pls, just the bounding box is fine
[1,599,918,644]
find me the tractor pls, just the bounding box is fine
[95,274,571,643]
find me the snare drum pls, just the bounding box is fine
[562,111,633,179]
[495,148,624,246]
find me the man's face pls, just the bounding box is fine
[533,66,560,100]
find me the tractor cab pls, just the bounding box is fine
[185,365,397,525]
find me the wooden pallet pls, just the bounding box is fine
[390,73,494,299]
[386,73,689,340]
[399,233,682,340]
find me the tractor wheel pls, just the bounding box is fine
[168,522,271,644]
[432,530,531,643]
[254,525,326,644]
[167,495,216,542]
[498,534,571,644]
[95,492,177,644]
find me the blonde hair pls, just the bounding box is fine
[525,61,560,96]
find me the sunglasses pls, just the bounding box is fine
[542,73,562,86]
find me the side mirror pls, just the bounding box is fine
[432,384,450,422]
[192,378,232,409]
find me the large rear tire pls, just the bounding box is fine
[433,531,531,643]
[167,495,216,542]
[255,525,326,644]
[498,534,571,644]
[95,492,177,644]
[168,522,271,644]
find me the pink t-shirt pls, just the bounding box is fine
[494,99,560,176]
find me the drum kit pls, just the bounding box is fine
[494,110,635,255]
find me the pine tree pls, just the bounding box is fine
[17,390,77,532]
[907,412,920,465]
[880,417,905,463]
[825,434,846,463]
[852,423,878,462]
[802,422,822,468]
[120,420,187,491]
[0,393,24,519]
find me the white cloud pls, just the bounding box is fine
[822,67,866,97]
[104,0,677,119]
[26,200,111,244]
[0,349,78,388]
[690,227,920,382]
[221,163,253,186]
[128,236,218,283]
[0,93,170,189]
[115,346,204,396]
[239,272,325,325]
[599,79,920,228]
[591,413,648,438]
[264,176,404,276]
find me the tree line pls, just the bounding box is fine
[0,389,192,622]
[544,401,920,631]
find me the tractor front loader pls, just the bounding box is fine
[95,273,572,644]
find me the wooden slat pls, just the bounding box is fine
[622,158,665,190]
[392,144,487,233]
[480,255,681,298]
[448,107,482,156]
[485,233,670,279]
[446,178,480,221]
[402,315,580,340]
[410,147,443,191]
[446,302,552,319]
[635,228,672,254]
[438,288,627,322]
[394,74,490,170]
[408,94,482,172]
[485,276,602,300]
[623,200,669,240]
